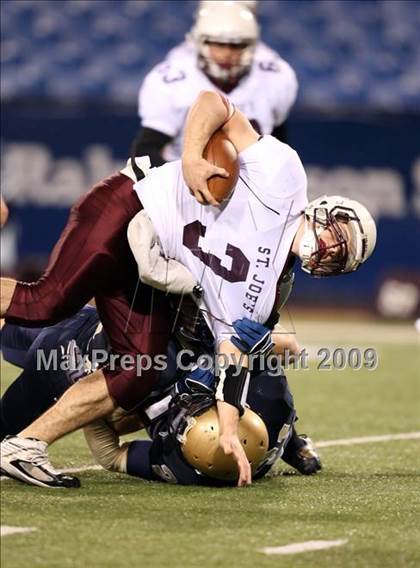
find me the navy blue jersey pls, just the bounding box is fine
[127,369,296,485]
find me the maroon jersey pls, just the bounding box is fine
[5,172,173,410]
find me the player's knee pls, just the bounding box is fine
[104,364,158,412]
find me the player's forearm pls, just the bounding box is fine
[215,339,249,432]
[216,340,252,486]
[218,338,248,367]
[182,91,231,160]
[271,324,300,357]
[1,197,9,227]
[217,400,240,436]
[83,418,129,473]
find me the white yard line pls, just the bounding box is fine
[261,539,348,555]
[1,431,419,482]
[317,431,420,448]
[62,464,102,474]
[1,526,37,537]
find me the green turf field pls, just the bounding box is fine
[1,318,419,568]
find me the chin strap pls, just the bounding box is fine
[299,218,322,274]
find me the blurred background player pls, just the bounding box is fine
[133,0,297,165]
[167,2,284,73]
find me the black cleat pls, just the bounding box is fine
[1,435,80,488]
[282,433,322,475]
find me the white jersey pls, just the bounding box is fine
[133,136,307,345]
[138,41,298,161]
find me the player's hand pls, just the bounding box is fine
[182,156,228,206]
[60,340,85,383]
[174,364,215,396]
[231,318,274,356]
[0,197,9,228]
[219,433,252,487]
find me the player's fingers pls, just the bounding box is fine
[238,471,251,487]
[212,166,229,179]
[192,189,205,205]
[220,439,233,456]
[229,442,251,485]
[236,455,252,487]
[199,185,219,207]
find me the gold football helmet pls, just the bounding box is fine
[180,405,269,481]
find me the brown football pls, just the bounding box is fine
[203,129,239,203]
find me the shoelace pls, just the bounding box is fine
[2,439,33,457]
[24,447,61,474]
[3,439,60,474]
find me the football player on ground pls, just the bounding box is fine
[83,358,301,487]
[133,1,298,165]
[1,307,319,486]
[0,90,376,488]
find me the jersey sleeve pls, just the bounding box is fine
[239,136,308,207]
[137,62,186,138]
[269,58,298,126]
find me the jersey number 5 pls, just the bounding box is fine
[183,221,250,283]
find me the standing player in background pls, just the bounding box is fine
[133,0,297,165]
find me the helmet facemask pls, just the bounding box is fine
[299,195,377,278]
[300,207,358,277]
[198,39,256,85]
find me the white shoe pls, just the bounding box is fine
[1,436,80,488]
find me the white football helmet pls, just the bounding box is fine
[190,1,259,83]
[299,195,377,277]
[198,0,259,15]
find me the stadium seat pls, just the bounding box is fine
[1,0,418,109]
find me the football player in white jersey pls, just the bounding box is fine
[0,90,375,489]
[128,90,377,485]
[133,1,298,165]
